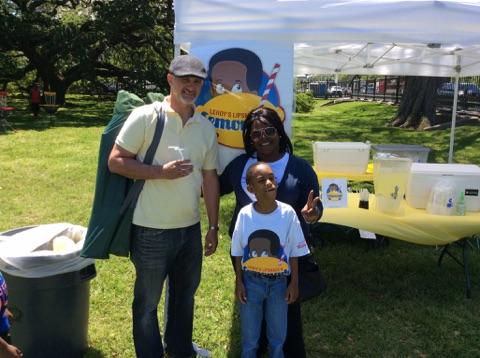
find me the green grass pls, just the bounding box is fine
[1,96,480,357]
[293,100,480,165]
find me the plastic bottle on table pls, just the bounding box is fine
[455,191,466,216]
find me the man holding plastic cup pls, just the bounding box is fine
[108,55,219,358]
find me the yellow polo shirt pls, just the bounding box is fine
[116,98,219,229]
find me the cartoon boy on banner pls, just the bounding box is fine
[196,48,285,172]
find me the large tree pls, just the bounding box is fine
[390,76,444,130]
[0,0,173,104]
[0,50,29,90]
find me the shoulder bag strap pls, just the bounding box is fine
[119,106,165,214]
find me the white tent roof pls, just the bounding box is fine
[174,0,480,77]
[174,0,480,162]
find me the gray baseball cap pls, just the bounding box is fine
[168,55,207,80]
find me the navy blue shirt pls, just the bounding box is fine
[220,153,322,238]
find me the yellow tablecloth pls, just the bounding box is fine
[314,163,374,182]
[322,193,480,245]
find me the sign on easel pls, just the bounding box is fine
[321,178,348,208]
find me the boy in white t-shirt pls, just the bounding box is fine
[231,162,310,358]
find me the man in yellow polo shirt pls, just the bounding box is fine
[108,55,219,358]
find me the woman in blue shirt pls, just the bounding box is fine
[220,107,323,357]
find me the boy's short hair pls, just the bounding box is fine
[246,161,268,185]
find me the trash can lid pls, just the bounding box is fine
[0,223,94,278]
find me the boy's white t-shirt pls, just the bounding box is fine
[231,201,310,275]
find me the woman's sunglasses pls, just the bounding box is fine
[250,126,277,140]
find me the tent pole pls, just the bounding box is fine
[448,55,461,163]
[293,74,297,113]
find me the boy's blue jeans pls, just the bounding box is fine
[130,223,202,358]
[240,271,288,358]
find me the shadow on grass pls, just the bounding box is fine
[227,301,241,357]
[1,96,114,134]
[299,227,480,356]
[311,223,480,302]
[84,347,107,358]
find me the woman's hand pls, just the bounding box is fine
[285,281,299,304]
[301,190,321,224]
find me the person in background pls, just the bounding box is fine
[108,55,219,358]
[0,272,23,358]
[29,83,41,118]
[220,107,322,357]
[232,162,310,358]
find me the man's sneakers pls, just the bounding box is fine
[192,342,211,358]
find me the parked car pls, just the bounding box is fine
[437,83,455,96]
[328,85,343,97]
[437,82,480,97]
[342,87,352,96]
[359,83,375,94]
[460,83,480,97]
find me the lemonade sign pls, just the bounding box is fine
[191,44,293,171]
[197,92,285,149]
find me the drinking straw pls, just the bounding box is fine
[259,63,280,107]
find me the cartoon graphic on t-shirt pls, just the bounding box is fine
[242,229,288,274]
[196,48,284,151]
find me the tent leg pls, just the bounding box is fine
[174,44,181,57]
[448,56,461,163]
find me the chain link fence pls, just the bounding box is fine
[297,75,480,114]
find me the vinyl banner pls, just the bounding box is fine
[190,41,294,173]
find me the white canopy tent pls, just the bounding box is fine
[174,0,480,163]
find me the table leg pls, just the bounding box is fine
[462,239,472,298]
[437,244,450,267]
[437,239,472,298]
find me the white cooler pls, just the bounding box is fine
[372,144,430,163]
[406,163,480,211]
[312,142,370,174]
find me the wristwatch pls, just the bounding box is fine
[208,225,219,231]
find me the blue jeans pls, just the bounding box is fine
[130,223,202,358]
[240,271,288,358]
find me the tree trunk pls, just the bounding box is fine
[38,69,68,106]
[390,76,444,130]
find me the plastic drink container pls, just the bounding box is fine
[373,157,412,215]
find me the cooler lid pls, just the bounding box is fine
[372,143,430,152]
[313,141,370,150]
[411,163,480,175]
